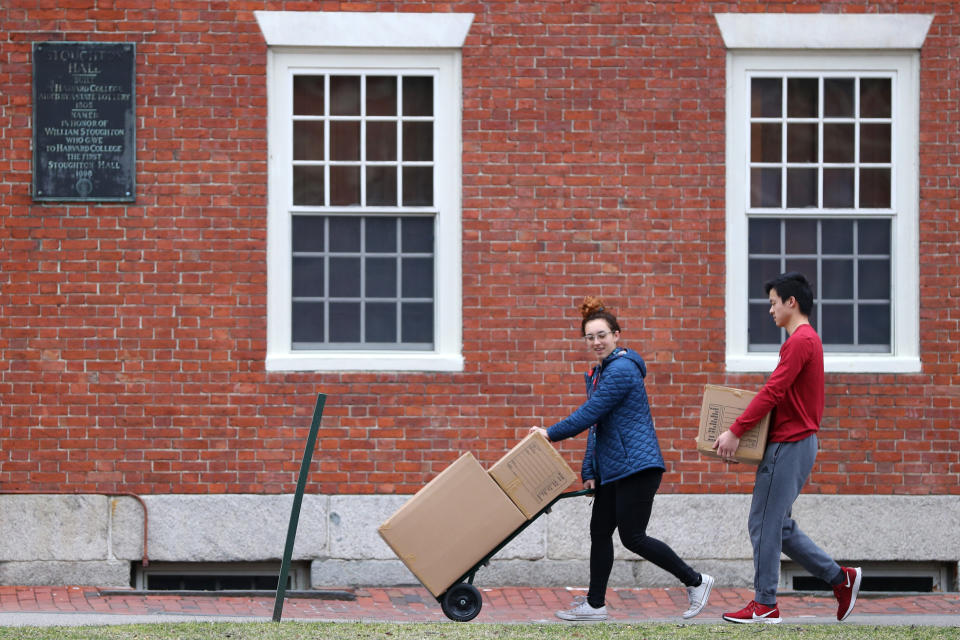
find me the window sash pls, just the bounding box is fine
[265,49,463,372]
[724,51,920,373]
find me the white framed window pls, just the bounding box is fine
[256,12,473,371]
[717,13,932,373]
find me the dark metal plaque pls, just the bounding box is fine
[32,42,136,202]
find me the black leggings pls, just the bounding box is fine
[587,468,699,608]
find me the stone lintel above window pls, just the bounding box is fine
[715,13,933,50]
[255,11,474,49]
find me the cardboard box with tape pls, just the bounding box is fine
[488,430,577,519]
[696,384,771,464]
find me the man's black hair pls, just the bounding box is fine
[764,272,814,316]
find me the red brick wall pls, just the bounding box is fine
[1,1,957,497]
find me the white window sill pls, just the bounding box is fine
[266,352,465,373]
[726,354,921,374]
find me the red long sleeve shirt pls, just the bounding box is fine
[730,323,824,443]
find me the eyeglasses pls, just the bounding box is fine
[583,331,613,343]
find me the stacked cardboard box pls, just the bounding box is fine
[489,431,578,518]
[378,432,576,597]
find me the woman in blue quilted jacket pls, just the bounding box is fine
[531,297,714,622]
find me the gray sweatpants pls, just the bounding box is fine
[749,434,841,605]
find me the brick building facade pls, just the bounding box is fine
[1,1,957,592]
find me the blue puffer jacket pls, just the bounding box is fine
[546,347,665,485]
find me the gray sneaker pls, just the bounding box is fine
[683,573,715,619]
[556,595,608,621]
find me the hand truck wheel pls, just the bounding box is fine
[440,582,482,622]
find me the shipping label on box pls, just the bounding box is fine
[377,453,526,597]
[488,431,577,519]
[696,384,771,464]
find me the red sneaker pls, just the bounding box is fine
[834,566,862,621]
[722,600,782,624]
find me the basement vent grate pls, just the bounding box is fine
[133,562,310,592]
[793,575,934,593]
[782,561,955,594]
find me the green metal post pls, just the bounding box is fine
[272,392,326,623]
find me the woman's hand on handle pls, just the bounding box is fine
[528,426,549,440]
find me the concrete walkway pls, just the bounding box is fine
[0,585,958,627]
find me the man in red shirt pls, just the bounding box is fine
[714,272,861,624]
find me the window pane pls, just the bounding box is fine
[787,123,817,163]
[860,78,891,118]
[329,257,360,297]
[402,166,433,206]
[293,122,325,161]
[787,78,818,118]
[292,302,325,344]
[823,169,854,208]
[402,217,434,252]
[858,303,890,346]
[293,166,325,206]
[821,304,854,345]
[329,302,361,342]
[749,258,782,293]
[748,219,780,254]
[785,219,817,253]
[858,219,891,254]
[859,168,890,208]
[365,217,397,253]
[293,76,324,116]
[329,217,361,251]
[750,168,781,207]
[824,78,854,117]
[821,259,853,298]
[784,259,817,293]
[366,121,397,161]
[330,166,361,206]
[330,121,360,161]
[751,78,781,118]
[859,258,890,299]
[402,257,434,297]
[860,123,891,163]
[401,302,433,343]
[330,76,360,115]
[786,168,817,208]
[751,123,781,163]
[402,77,433,116]
[292,257,325,297]
[402,122,434,162]
[365,302,397,342]
[821,219,852,254]
[366,166,397,206]
[292,216,325,252]
[749,302,781,345]
[823,123,854,163]
[366,76,397,117]
[366,257,397,297]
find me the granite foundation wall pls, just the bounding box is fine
[0,494,956,590]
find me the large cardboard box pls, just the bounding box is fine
[378,453,526,597]
[696,384,772,464]
[488,431,577,519]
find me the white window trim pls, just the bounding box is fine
[717,14,931,374]
[257,13,473,372]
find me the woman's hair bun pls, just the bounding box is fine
[579,296,606,319]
